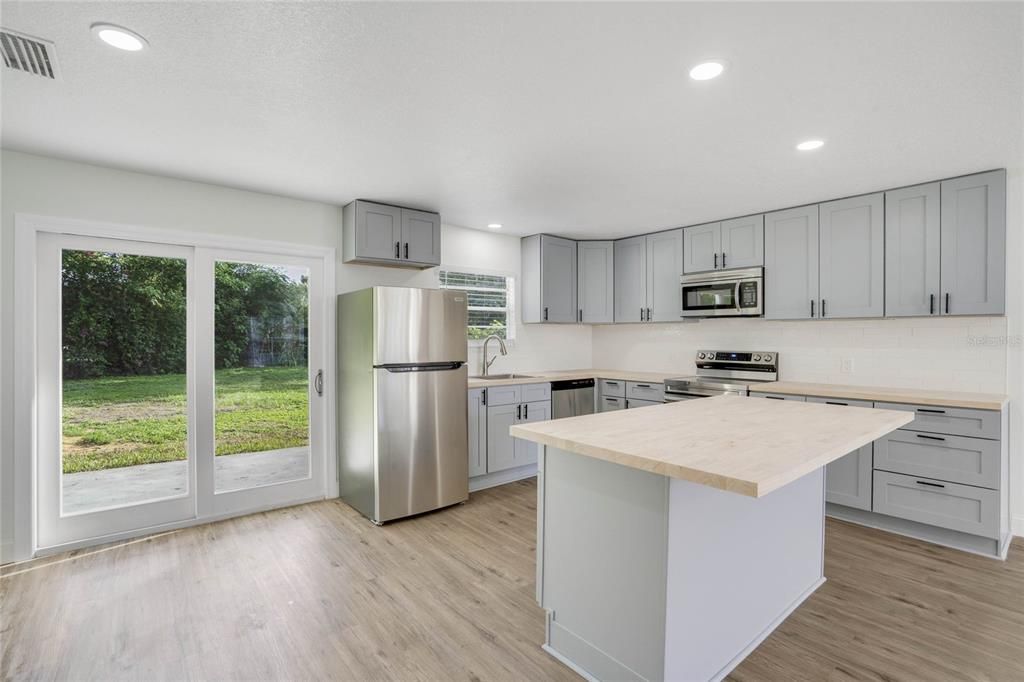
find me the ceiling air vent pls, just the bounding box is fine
[1,28,59,79]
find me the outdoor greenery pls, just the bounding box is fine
[62,367,309,473]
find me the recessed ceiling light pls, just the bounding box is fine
[689,60,726,81]
[91,23,148,51]
[796,139,825,151]
[487,223,503,229]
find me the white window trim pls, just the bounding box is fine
[438,265,517,347]
[11,213,337,563]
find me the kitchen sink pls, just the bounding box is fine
[471,373,537,380]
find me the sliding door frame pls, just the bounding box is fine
[12,213,336,561]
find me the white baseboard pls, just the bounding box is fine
[1013,514,1024,538]
[469,464,537,492]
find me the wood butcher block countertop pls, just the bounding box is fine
[510,395,913,498]
[756,381,1008,410]
[467,368,679,389]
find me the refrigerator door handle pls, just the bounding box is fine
[379,362,465,373]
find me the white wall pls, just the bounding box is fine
[0,150,590,562]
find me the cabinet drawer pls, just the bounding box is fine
[599,379,626,398]
[874,431,1001,489]
[626,398,662,409]
[872,471,999,539]
[486,384,521,407]
[521,383,552,403]
[749,392,806,402]
[600,395,625,412]
[875,402,1000,440]
[626,381,664,402]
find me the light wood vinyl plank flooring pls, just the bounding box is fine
[3,478,1022,681]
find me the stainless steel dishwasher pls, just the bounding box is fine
[551,378,595,419]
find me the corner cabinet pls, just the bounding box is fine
[342,200,441,268]
[577,241,614,323]
[522,235,578,323]
[614,229,683,323]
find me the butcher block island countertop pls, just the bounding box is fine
[510,394,913,497]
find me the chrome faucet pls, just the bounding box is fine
[481,334,508,377]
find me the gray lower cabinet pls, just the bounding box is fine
[577,241,614,323]
[600,395,625,411]
[486,403,519,473]
[514,401,551,466]
[749,392,805,402]
[818,193,884,319]
[764,205,819,320]
[940,170,1006,316]
[522,234,578,323]
[885,183,941,317]
[807,396,874,510]
[599,379,626,397]
[467,388,487,478]
[625,398,661,409]
[874,430,1000,489]
[481,383,553,475]
[872,470,1000,539]
[343,200,441,267]
[614,235,648,323]
[873,402,1000,440]
[626,381,664,402]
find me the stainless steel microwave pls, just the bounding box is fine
[680,267,763,318]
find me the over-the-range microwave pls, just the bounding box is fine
[680,266,763,318]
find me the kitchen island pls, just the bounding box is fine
[510,395,913,682]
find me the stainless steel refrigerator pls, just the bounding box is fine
[337,287,469,523]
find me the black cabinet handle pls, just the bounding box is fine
[945,292,950,314]
[524,403,529,419]
[517,404,522,420]
[647,307,652,321]
[810,299,815,318]
[765,396,785,400]
[395,241,401,258]
[578,309,582,323]
[916,434,946,441]
[404,242,409,259]
[714,253,718,269]
[915,480,945,488]
[825,401,848,406]
[722,252,727,268]
[636,384,651,388]
[821,299,826,317]
[481,390,486,406]
[917,408,946,414]
[606,381,618,386]
[544,307,549,321]
[640,307,645,322]
[930,293,935,315]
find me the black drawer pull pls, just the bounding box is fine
[825,401,848,406]
[917,408,946,414]
[915,480,946,488]
[916,434,946,441]
[605,381,618,385]
[635,384,651,388]
[765,396,784,400]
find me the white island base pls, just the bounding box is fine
[536,445,826,682]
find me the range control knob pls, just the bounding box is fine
[753,354,761,362]
[697,352,705,359]
[764,353,773,362]
[706,352,715,360]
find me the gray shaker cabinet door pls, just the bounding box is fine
[486,403,518,473]
[577,241,615,323]
[355,201,404,261]
[401,209,441,265]
[940,170,1006,315]
[514,401,550,466]
[720,214,764,270]
[764,205,819,319]
[468,388,487,478]
[682,222,721,274]
[614,235,648,323]
[885,183,941,317]
[807,397,874,510]
[540,235,578,323]
[818,193,885,319]
[646,228,684,322]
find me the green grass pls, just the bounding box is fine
[62,367,309,474]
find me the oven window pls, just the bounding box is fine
[683,283,737,310]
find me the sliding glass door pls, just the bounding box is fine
[36,234,326,551]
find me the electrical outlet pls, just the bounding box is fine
[840,358,854,374]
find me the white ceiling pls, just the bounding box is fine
[2,2,1021,238]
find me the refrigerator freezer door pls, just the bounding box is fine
[374,287,468,366]
[374,364,469,521]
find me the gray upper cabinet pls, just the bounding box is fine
[940,170,1006,316]
[468,388,487,478]
[886,183,941,317]
[614,235,648,323]
[343,200,441,268]
[401,209,441,265]
[646,229,684,322]
[682,222,720,274]
[720,215,764,270]
[764,205,819,320]
[577,241,614,324]
[522,235,578,323]
[818,193,884,319]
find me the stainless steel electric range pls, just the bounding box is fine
[664,350,779,401]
